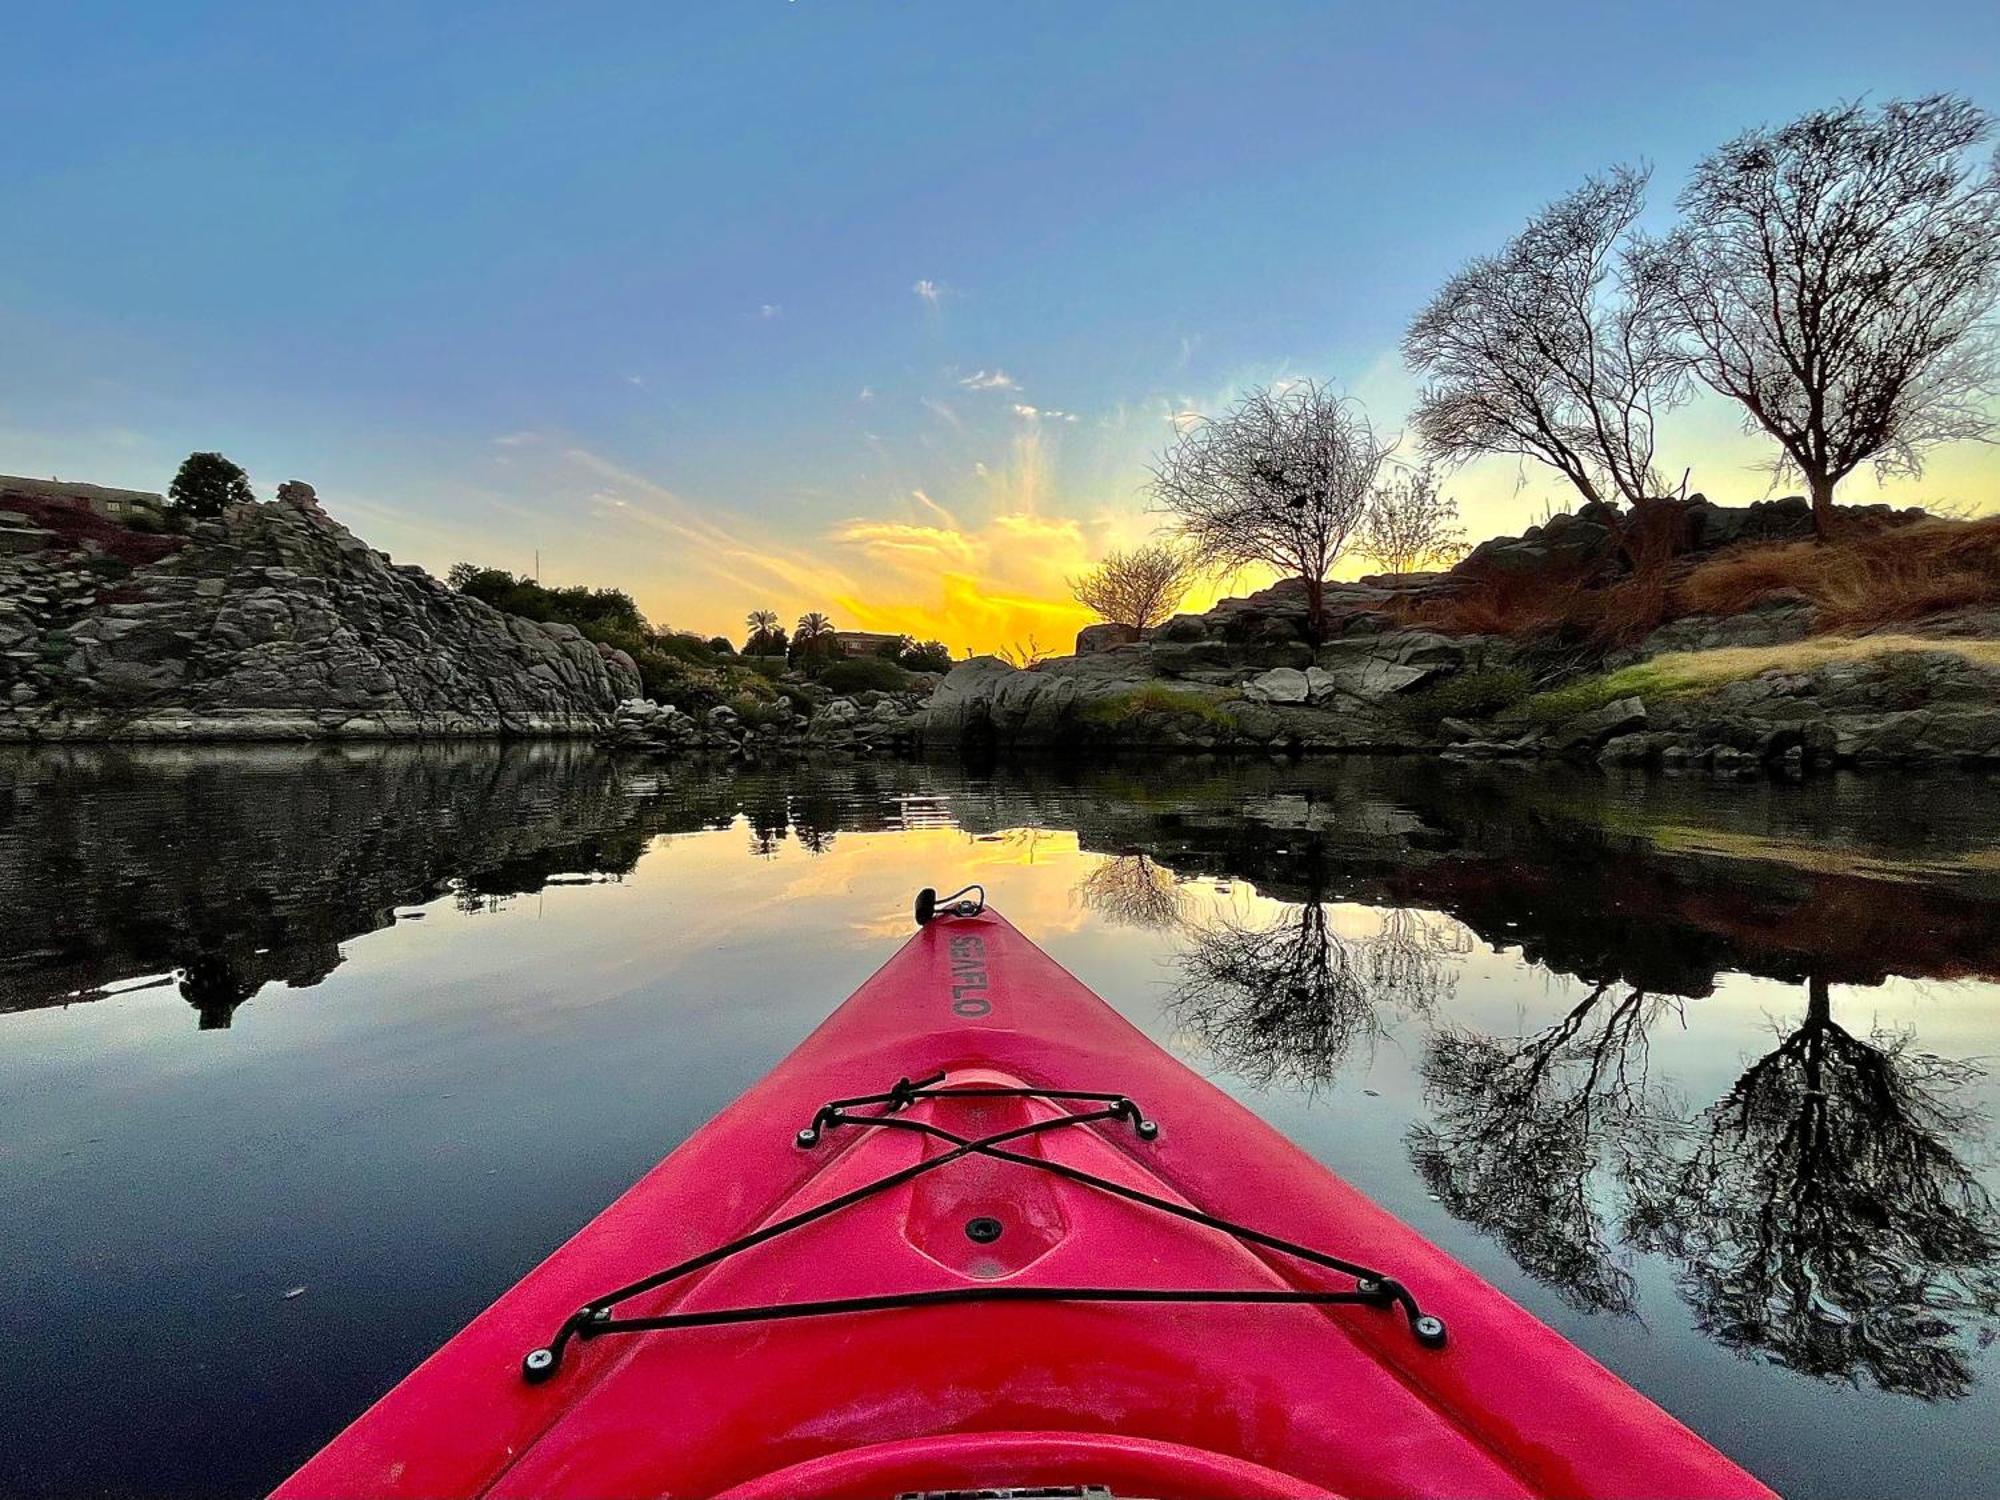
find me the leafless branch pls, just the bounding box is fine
[1405,165,1686,509]
[1068,542,1197,631]
[1634,95,2000,534]
[1149,381,1389,639]
[1356,464,1470,573]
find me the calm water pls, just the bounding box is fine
[4,745,1999,1499]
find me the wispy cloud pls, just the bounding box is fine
[1013,403,1078,423]
[758,303,781,320]
[554,447,863,610]
[911,488,958,529]
[857,385,876,402]
[959,368,1019,392]
[492,431,538,447]
[913,278,944,307]
[831,519,982,570]
[920,396,964,431]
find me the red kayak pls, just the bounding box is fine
[274,890,1771,1499]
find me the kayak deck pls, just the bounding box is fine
[273,905,1772,1500]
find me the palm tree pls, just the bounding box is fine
[743,607,783,655]
[791,611,838,671]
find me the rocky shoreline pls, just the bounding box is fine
[918,499,2000,775]
[0,483,639,741]
[602,686,931,763]
[5,484,1997,775]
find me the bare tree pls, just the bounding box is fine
[1151,381,1388,640]
[1355,465,1470,574]
[1169,898,1461,1093]
[1639,96,2000,536]
[1069,542,1196,633]
[1406,166,1684,509]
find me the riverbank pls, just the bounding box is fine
[7,481,1998,772]
[920,500,2000,774]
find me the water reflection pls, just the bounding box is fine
[1168,898,1466,1091]
[1075,853,1188,929]
[1627,976,2000,1400]
[4,744,2000,1440]
[1409,982,1667,1316]
[0,746,929,1022]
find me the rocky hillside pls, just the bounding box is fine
[0,483,640,741]
[923,499,2000,773]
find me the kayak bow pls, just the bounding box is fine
[274,890,1772,1500]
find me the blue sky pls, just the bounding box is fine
[4,0,1997,648]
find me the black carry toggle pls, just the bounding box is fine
[914,884,986,926]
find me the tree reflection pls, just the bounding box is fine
[177,953,258,1030]
[1625,976,2000,1399]
[1076,853,1188,930]
[1170,899,1464,1090]
[1408,982,1665,1314]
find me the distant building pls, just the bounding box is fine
[829,630,906,658]
[0,475,167,521]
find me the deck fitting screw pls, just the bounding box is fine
[795,1127,819,1148]
[1135,1118,1159,1140]
[1415,1315,1447,1348]
[966,1215,1004,1244]
[522,1348,556,1383]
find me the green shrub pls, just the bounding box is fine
[730,694,792,728]
[637,655,777,713]
[651,632,721,666]
[739,655,788,680]
[1396,666,1533,731]
[1083,685,1236,731]
[817,655,914,694]
[168,451,253,517]
[899,638,955,673]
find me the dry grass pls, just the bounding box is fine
[1676,515,2000,629]
[1405,511,2000,647]
[1629,633,2000,684]
[1516,634,2000,723]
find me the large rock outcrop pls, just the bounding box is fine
[923,577,1520,754]
[0,484,640,740]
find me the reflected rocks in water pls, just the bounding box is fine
[1409,982,1668,1316]
[1626,977,2000,1400]
[0,745,930,1024]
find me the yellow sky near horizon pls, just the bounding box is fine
[331,388,2000,660]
